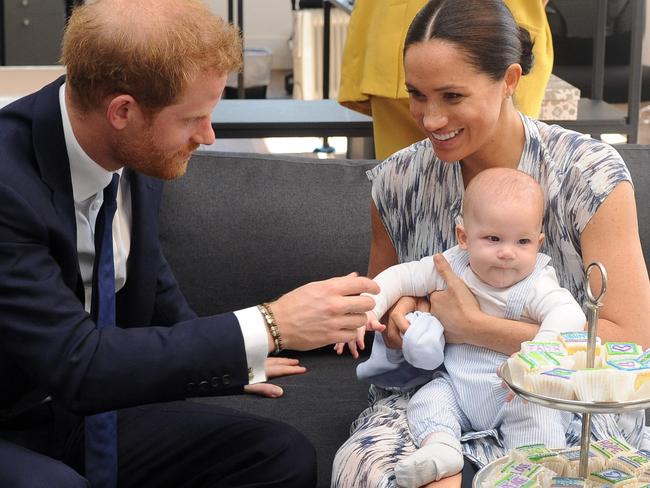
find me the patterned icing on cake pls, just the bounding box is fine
[493,473,539,487]
[588,467,636,485]
[521,341,567,355]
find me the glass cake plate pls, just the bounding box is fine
[499,362,650,414]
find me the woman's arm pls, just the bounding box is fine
[368,201,399,278]
[369,201,429,348]
[580,182,650,348]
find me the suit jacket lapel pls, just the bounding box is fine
[28,78,165,323]
[32,76,78,254]
[31,76,83,299]
[117,170,162,326]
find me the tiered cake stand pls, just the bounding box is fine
[474,263,650,486]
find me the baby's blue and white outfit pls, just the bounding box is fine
[358,245,586,450]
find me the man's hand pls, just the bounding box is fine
[382,296,430,349]
[244,357,306,398]
[428,254,481,344]
[269,273,380,351]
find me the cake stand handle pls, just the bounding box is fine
[578,412,593,478]
[579,262,607,478]
[585,261,607,368]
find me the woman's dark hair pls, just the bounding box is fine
[404,0,534,80]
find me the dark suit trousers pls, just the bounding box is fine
[0,400,317,488]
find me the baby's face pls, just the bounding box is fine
[459,199,543,289]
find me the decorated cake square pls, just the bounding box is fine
[557,447,603,477]
[588,467,636,486]
[590,438,634,463]
[526,367,575,400]
[604,342,644,361]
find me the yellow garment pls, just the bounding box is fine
[339,0,554,159]
[369,96,425,160]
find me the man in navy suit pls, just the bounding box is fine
[0,0,380,486]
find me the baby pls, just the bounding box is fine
[353,168,586,487]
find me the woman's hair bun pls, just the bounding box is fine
[518,26,534,76]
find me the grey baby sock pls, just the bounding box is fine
[394,432,463,488]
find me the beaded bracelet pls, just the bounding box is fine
[258,303,283,354]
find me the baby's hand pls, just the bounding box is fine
[333,312,384,359]
[334,325,366,359]
[365,311,384,332]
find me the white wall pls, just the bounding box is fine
[207,1,294,70]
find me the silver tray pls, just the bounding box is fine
[499,362,650,413]
[472,456,508,487]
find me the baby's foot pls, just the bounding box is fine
[394,442,463,488]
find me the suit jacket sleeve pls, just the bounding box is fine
[0,178,248,415]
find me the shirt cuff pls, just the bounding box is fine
[233,306,268,384]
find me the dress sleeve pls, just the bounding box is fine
[366,147,414,256]
[561,138,632,236]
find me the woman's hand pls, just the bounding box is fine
[428,254,482,345]
[243,357,307,398]
[382,296,430,348]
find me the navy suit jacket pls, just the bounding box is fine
[0,77,248,416]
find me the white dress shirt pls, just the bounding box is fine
[59,84,268,384]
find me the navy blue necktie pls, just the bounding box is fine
[85,173,120,488]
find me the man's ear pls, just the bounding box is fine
[456,224,469,250]
[105,94,139,130]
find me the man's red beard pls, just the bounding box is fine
[112,125,200,180]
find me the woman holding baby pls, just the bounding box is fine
[331,0,650,487]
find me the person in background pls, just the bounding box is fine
[0,1,380,487]
[338,0,553,159]
[332,0,649,486]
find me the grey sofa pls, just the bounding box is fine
[159,147,649,488]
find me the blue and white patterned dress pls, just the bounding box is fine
[331,115,642,488]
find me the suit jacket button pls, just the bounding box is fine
[199,380,210,392]
[211,376,220,388]
[187,382,196,393]
[222,374,231,386]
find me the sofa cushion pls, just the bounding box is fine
[159,151,377,316]
[159,151,377,487]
